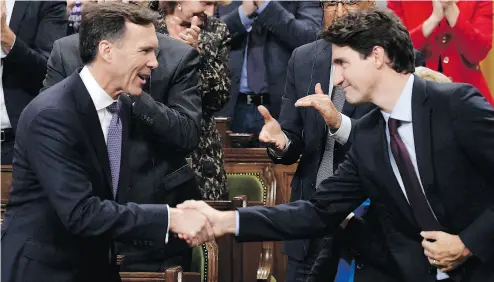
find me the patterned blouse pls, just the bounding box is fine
[155,9,232,200]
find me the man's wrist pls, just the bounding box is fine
[219,211,237,235]
[168,208,183,232]
[1,27,15,54]
[329,113,342,132]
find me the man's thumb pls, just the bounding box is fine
[258,105,273,122]
[315,83,325,95]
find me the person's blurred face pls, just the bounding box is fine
[331,45,379,105]
[103,21,159,96]
[177,1,214,24]
[321,0,374,29]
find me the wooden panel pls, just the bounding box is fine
[223,149,298,282]
[1,165,12,219]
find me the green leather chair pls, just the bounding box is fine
[225,163,277,282]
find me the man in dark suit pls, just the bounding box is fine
[0,1,67,164]
[177,9,494,282]
[258,2,425,281]
[41,10,203,273]
[1,4,212,282]
[215,1,322,140]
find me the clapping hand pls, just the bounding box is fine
[257,106,286,150]
[294,83,342,129]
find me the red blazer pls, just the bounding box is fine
[388,0,494,106]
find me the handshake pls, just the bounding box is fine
[168,200,237,247]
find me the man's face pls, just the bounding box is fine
[331,45,377,105]
[108,21,158,96]
[322,0,373,28]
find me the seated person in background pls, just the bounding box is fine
[42,1,203,273]
[151,0,232,200]
[387,0,493,106]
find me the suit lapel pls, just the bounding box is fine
[310,40,332,139]
[9,1,30,33]
[116,95,132,203]
[369,113,417,226]
[411,77,446,226]
[72,71,114,199]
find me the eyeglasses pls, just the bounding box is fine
[320,0,359,9]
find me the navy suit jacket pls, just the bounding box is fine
[1,72,169,282]
[237,77,494,282]
[215,1,322,118]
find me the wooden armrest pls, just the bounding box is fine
[120,266,201,282]
[204,241,219,282]
[257,242,275,282]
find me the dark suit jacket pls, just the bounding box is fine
[41,33,202,262]
[237,77,494,282]
[1,72,169,282]
[2,1,67,132]
[215,1,322,118]
[270,39,375,260]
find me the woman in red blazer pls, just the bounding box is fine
[388,0,493,106]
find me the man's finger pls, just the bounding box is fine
[424,249,440,260]
[421,231,441,241]
[421,238,437,252]
[314,83,325,95]
[258,105,273,122]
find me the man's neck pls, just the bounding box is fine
[372,72,412,113]
[87,64,119,100]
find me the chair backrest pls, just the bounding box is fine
[225,163,276,206]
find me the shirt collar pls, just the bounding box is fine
[381,75,414,123]
[79,66,115,111]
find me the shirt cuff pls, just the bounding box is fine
[267,131,291,158]
[235,210,240,236]
[165,204,170,244]
[329,114,351,145]
[238,6,255,31]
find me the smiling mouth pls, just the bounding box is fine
[137,73,150,83]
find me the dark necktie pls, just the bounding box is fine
[388,118,442,231]
[107,102,122,198]
[247,23,268,94]
[315,86,346,188]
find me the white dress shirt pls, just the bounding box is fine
[381,75,448,280]
[79,66,116,144]
[79,66,170,243]
[0,0,16,129]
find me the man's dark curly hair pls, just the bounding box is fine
[322,8,415,74]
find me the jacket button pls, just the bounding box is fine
[356,263,364,270]
[443,57,449,64]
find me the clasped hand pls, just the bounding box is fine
[169,200,230,247]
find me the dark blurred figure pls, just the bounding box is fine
[215,1,322,145]
[152,0,232,200]
[0,1,67,164]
